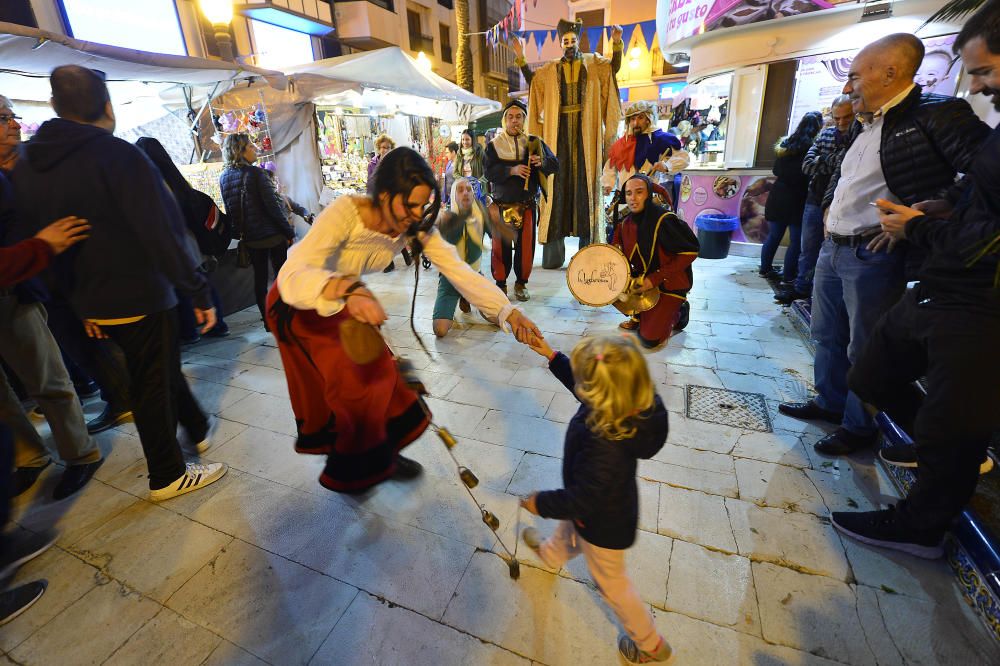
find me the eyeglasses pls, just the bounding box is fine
[0,114,21,124]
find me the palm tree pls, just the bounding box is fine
[924,0,985,25]
[456,0,473,92]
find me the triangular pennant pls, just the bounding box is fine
[584,27,602,52]
[639,20,657,51]
[549,29,557,43]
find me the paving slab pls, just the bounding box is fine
[657,484,738,553]
[666,540,760,636]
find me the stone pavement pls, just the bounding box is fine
[4,251,1000,666]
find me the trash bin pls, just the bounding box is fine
[695,213,740,259]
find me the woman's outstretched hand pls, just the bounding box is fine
[507,309,541,345]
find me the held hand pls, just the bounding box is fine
[35,216,91,254]
[520,493,540,516]
[82,319,108,339]
[509,35,524,59]
[611,25,623,43]
[874,198,921,241]
[507,309,542,344]
[642,278,654,291]
[866,230,900,253]
[194,307,217,334]
[527,333,554,359]
[511,164,531,179]
[346,289,388,326]
[650,161,667,174]
[528,154,543,167]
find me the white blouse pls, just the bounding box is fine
[277,195,517,329]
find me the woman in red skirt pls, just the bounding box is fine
[266,147,540,494]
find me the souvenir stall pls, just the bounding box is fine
[655,0,977,251]
[209,47,500,216]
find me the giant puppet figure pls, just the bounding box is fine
[511,20,623,269]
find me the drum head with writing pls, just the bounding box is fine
[566,244,630,307]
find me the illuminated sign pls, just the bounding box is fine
[659,82,686,100]
[58,0,187,56]
[251,19,315,70]
[658,0,835,48]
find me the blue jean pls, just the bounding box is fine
[810,238,905,436]
[759,220,801,282]
[793,203,825,295]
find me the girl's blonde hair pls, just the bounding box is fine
[222,133,253,167]
[374,133,396,150]
[570,335,654,441]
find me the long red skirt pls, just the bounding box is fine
[265,284,429,493]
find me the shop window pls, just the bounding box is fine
[754,60,797,169]
[407,9,432,53]
[440,23,453,64]
[250,19,315,69]
[671,72,732,169]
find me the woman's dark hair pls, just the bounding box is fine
[369,146,441,233]
[955,0,1000,54]
[781,111,824,154]
[136,137,192,198]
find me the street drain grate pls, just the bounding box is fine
[685,385,772,432]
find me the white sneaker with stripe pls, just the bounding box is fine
[149,462,227,502]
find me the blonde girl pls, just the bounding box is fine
[521,334,674,664]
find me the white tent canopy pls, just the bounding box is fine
[0,21,286,132]
[283,47,500,122]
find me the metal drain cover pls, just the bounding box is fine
[685,385,772,432]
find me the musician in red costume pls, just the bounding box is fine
[611,174,699,348]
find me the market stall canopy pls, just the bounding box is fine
[283,47,501,122]
[0,21,286,131]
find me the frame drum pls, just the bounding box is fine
[566,243,631,307]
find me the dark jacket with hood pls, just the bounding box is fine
[764,142,811,225]
[11,118,210,318]
[219,163,294,246]
[536,352,669,549]
[906,120,1000,314]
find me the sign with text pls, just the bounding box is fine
[658,0,838,48]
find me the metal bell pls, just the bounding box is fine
[481,509,500,531]
[459,467,479,488]
[437,428,457,449]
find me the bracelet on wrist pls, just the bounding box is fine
[343,280,366,296]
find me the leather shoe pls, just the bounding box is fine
[392,455,423,480]
[673,300,691,331]
[458,297,471,314]
[813,428,877,456]
[774,286,809,305]
[87,405,133,435]
[53,459,104,500]
[11,461,52,497]
[514,283,530,302]
[777,400,843,425]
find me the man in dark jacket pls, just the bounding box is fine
[11,66,227,502]
[830,6,1000,559]
[483,99,558,301]
[775,95,853,304]
[778,34,992,457]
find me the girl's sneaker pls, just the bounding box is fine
[618,636,675,664]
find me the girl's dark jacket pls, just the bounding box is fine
[535,352,668,549]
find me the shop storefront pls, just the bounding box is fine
[656,0,976,252]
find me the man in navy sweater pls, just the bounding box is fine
[12,66,227,501]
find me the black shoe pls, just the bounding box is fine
[774,286,809,305]
[11,461,52,498]
[759,268,782,282]
[880,444,995,474]
[673,300,690,331]
[392,455,423,480]
[0,581,47,626]
[777,400,843,425]
[831,507,944,559]
[204,323,230,338]
[74,381,100,400]
[383,261,396,273]
[0,528,58,580]
[52,459,104,501]
[813,428,877,456]
[86,405,133,435]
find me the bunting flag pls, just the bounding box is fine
[638,20,657,50]
[584,26,602,52]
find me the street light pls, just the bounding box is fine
[200,0,235,62]
[415,51,432,73]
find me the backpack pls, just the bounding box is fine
[189,189,233,257]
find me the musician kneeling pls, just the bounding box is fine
[612,174,699,348]
[484,99,559,302]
